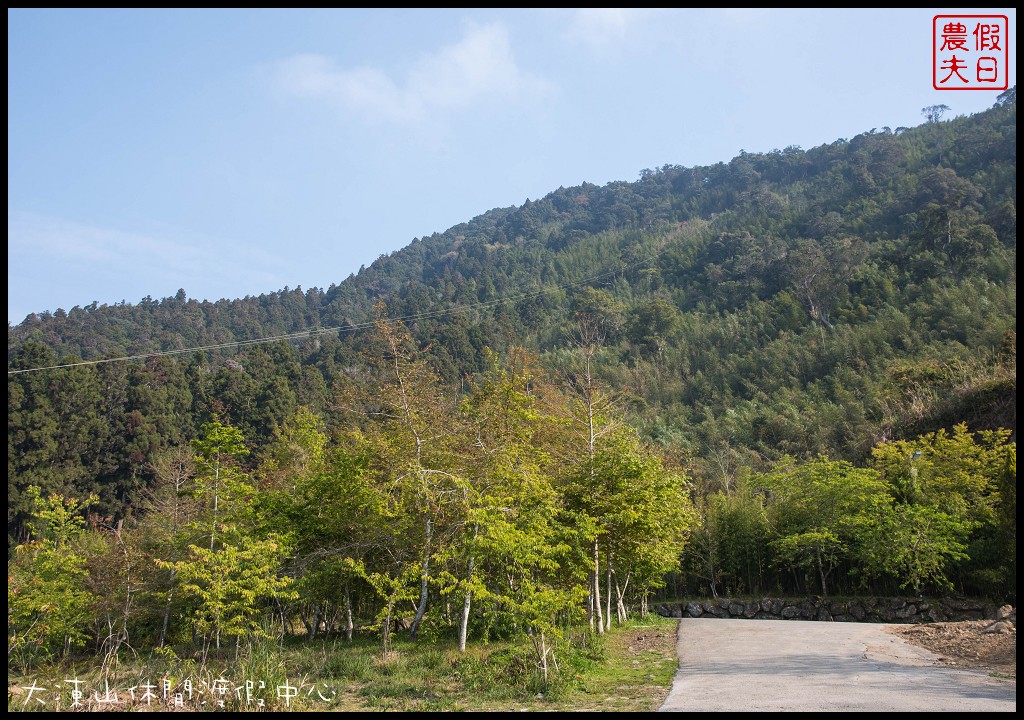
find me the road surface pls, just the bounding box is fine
[658,618,1016,712]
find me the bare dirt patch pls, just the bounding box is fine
[888,620,1016,678]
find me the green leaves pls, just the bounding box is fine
[8,487,97,668]
[755,457,887,596]
[868,424,1015,595]
[857,499,970,593]
[192,419,249,468]
[161,531,296,643]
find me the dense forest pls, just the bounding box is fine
[7,90,1016,674]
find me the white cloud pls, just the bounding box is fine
[9,212,206,269]
[564,8,667,53]
[8,212,282,317]
[271,21,552,127]
[711,7,774,23]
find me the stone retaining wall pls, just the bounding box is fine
[653,596,1003,623]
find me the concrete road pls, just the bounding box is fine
[658,618,1016,712]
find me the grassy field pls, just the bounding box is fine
[8,616,680,712]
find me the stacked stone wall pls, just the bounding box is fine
[653,596,1003,623]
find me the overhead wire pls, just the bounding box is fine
[8,234,676,376]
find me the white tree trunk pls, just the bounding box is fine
[605,561,613,631]
[458,553,474,652]
[409,516,432,638]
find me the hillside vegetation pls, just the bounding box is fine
[7,91,1016,692]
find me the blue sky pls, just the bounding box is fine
[8,8,1017,324]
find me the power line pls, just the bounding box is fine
[8,242,671,376]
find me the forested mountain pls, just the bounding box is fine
[8,91,1016,607]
